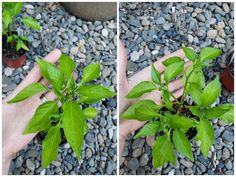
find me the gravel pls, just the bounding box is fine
[4,2,117,175]
[120,2,234,175]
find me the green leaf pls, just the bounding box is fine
[200,76,221,107]
[81,63,100,83]
[162,90,172,109]
[126,81,156,98]
[20,35,29,41]
[59,54,75,79]
[3,10,12,29]
[152,134,176,168]
[121,100,160,120]
[7,83,47,103]
[24,101,58,134]
[151,64,161,85]
[12,2,23,16]
[188,83,202,105]
[7,36,14,43]
[200,47,221,62]
[203,104,234,124]
[78,84,116,104]
[83,107,97,119]
[134,122,161,139]
[22,17,41,30]
[168,115,196,130]
[164,61,185,83]
[162,56,183,67]
[37,59,65,95]
[189,107,201,117]
[134,103,159,121]
[62,102,85,158]
[173,130,194,161]
[42,125,61,168]
[196,118,214,158]
[182,47,198,61]
[185,66,205,89]
[16,39,29,51]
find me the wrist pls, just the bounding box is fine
[2,153,12,175]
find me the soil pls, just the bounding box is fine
[2,35,27,59]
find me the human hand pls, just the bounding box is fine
[2,49,62,174]
[119,41,191,162]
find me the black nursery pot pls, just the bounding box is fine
[220,49,234,92]
[2,33,28,68]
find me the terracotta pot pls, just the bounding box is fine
[61,2,117,21]
[3,54,26,68]
[220,49,234,92]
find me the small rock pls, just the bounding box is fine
[140,153,149,166]
[86,148,93,158]
[225,160,232,170]
[130,51,140,61]
[222,3,230,13]
[196,14,206,22]
[132,148,142,157]
[207,30,217,39]
[156,17,165,25]
[4,68,13,77]
[26,159,35,171]
[187,34,194,43]
[141,18,150,26]
[70,47,79,55]
[216,36,226,43]
[102,29,109,37]
[163,23,171,31]
[168,169,175,175]
[217,21,225,29]
[127,158,139,171]
[222,148,230,160]
[180,159,193,168]
[15,156,23,168]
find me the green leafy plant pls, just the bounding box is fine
[121,47,234,168]
[7,54,116,168]
[2,2,41,51]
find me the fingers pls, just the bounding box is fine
[171,88,184,101]
[129,49,186,82]
[18,49,62,88]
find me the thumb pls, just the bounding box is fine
[119,40,128,84]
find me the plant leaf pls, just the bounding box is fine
[83,107,97,119]
[22,17,41,30]
[168,115,196,130]
[162,90,172,109]
[173,130,194,161]
[151,64,161,85]
[42,125,61,168]
[203,104,234,124]
[24,101,58,134]
[200,76,221,107]
[16,39,29,51]
[200,47,221,62]
[78,84,116,104]
[188,83,202,105]
[162,56,183,67]
[12,2,23,16]
[3,10,12,29]
[81,63,100,83]
[134,122,161,139]
[59,54,75,79]
[62,102,85,158]
[121,100,160,120]
[134,103,159,121]
[126,81,156,98]
[164,61,185,83]
[196,118,214,158]
[152,134,176,168]
[182,47,198,61]
[7,83,47,103]
[37,59,65,95]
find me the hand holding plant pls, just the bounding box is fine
[121,47,234,168]
[4,49,116,170]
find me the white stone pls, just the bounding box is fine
[151,50,159,55]
[102,29,109,37]
[130,51,139,61]
[4,67,13,77]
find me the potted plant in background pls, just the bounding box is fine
[121,47,234,168]
[7,54,116,168]
[220,49,234,92]
[2,2,41,68]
